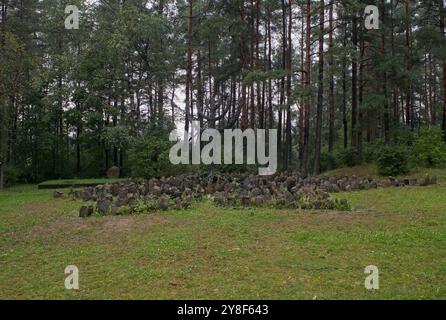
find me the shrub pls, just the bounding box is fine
[411,128,446,168]
[334,199,351,212]
[116,205,131,216]
[362,140,383,163]
[3,165,21,187]
[377,146,410,176]
[337,148,362,167]
[128,134,179,179]
[315,152,336,172]
[133,197,158,214]
[390,124,415,145]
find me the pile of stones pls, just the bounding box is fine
[63,172,437,217]
[382,175,437,187]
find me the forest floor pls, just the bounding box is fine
[1,166,445,299]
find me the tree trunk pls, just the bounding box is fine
[328,2,335,155]
[267,8,273,129]
[428,51,436,125]
[185,0,193,133]
[0,161,4,189]
[351,15,359,148]
[299,11,305,167]
[314,0,325,175]
[113,99,118,166]
[440,0,446,141]
[342,25,348,149]
[405,0,413,129]
[240,0,248,129]
[256,0,262,129]
[284,0,292,170]
[358,30,365,155]
[249,0,255,129]
[76,126,81,175]
[382,0,390,143]
[278,0,287,169]
[197,50,204,129]
[301,0,311,177]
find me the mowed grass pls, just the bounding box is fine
[39,178,126,187]
[1,171,446,299]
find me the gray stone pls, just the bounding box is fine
[350,181,359,190]
[158,196,169,211]
[110,184,120,196]
[240,195,251,206]
[96,199,111,214]
[152,185,162,197]
[79,205,94,218]
[214,193,225,206]
[81,188,93,201]
[419,178,429,186]
[173,198,183,210]
[110,204,119,215]
[252,196,264,206]
[107,166,120,178]
[370,181,378,189]
[226,195,236,206]
[53,191,64,198]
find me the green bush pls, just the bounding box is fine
[377,146,410,176]
[411,128,446,168]
[128,134,179,179]
[3,165,21,187]
[116,205,131,216]
[133,197,158,214]
[362,140,384,163]
[337,148,362,167]
[390,124,415,145]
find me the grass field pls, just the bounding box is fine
[38,178,126,189]
[1,168,445,299]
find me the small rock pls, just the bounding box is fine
[252,195,264,207]
[110,204,119,215]
[158,196,169,210]
[240,195,251,206]
[107,166,120,178]
[226,195,236,206]
[96,199,111,214]
[214,193,225,206]
[81,188,93,201]
[79,205,94,218]
[53,191,64,198]
[419,178,429,186]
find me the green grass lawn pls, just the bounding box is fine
[38,178,126,187]
[325,163,446,181]
[1,169,446,299]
